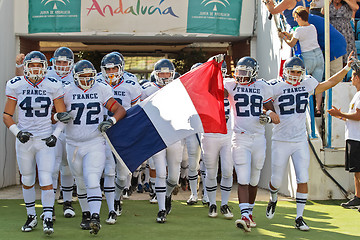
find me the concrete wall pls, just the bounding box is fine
[0,0,17,188]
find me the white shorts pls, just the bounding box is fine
[270,140,310,189]
[232,133,266,186]
[16,137,55,187]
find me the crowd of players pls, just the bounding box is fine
[3,47,355,235]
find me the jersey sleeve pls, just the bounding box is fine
[5,79,18,101]
[101,84,114,106]
[306,75,319,95]
[53,81,65,100]
[131,84,142,105]
[262,80,273,103]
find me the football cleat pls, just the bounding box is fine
[149,194,158,204]
[235,216,251,232]
[21,214,37,232]
[114,200,122,216]
[80,211,91,230]
[208,204,218,218]
[165,196,172,215]
[340,196,360,209]
[202,194,210,207]
[186,195,198,205]
[40,208,56,222]
[43,218,54,235]
[63,201,75,218]
[266,200,277,219]
[295,216,310,231]
[105,211,117,225]
[89,213,101,235]
[156,210,166,223]
[220,204,233,219]
[123,188,130,199]
[249,214,257,227]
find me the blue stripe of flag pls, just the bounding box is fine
[106,104,167,172]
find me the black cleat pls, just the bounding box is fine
[266,200,277,219]
[21,214,37,232]
[80,211,91,230]
[165,195,172,215]
[156,210,166,223]
[89,213,101,235]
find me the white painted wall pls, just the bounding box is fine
[0,0,17,188]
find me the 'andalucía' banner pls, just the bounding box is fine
[28,0,81,33]
[186,0,243,36]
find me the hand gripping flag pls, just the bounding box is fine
[105,59,226,173]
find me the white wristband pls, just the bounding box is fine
[9,124,20,136]
[109,117,117,125]
[266,110,273,116]
[52,123,65,138]
[16,63,23,68]
[53,113,59,122]
[344,65,351,71]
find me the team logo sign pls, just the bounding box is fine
[29,0,80,33]
[41,0,71,9]
[187,0,242,36]
[201,0,230,11]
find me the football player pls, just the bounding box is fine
[98,52,142,223]
[266,53,354,231]
[62,60,126,234]
[225,57,280,232]
[202,61,234,219]
[141,59,184,223]
[3,51,71,235]
[47,47,76,218]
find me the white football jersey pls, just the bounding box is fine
[225,78,273,135]
[271,76,319,142]
[141,82,162,100]
[5,76,64,137]
[97,72,142,110]
[47,66,74,83]
[63,81,113,145]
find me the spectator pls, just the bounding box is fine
[264,0,305,29]
[330,0,359,64]
[327,61,360,210]
[279,6,324,116]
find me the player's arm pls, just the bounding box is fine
[53,98,72,124]
[264,0,292,15]
[3,98,33,143]
[263,101,280,124]
[315,51,354,95]
[15,53,25,76]
[98,98,127,133]
[327,106,360,121]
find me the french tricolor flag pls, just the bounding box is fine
[106,59,226,172]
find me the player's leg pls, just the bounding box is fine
[201,135,221,217]
[292,140,310,231]
[248,135,266,227]
[232,133,251,232]
[219,135,234,219]
[152,150,167,223]
[36,138,56,235]
[16,140,38,232]
[165,140,183,215]
[199,159,209,205]
[103,145,116,224]
[82,141,106,234]
[185,134,201,203]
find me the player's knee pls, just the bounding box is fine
[21,174,36,187]
[37,171,53,186]
[249,171,261,187]
[206,170,217,180]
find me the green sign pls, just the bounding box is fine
[187,0,242,36]
[28,0,81,33]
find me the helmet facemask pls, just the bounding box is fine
[54,56,74,77]
[234,65,254,85]
[74,70,96,90]
[24,60,47,84]
[283,66,305,85]
[155,68,175,87]
[102,63,124,86]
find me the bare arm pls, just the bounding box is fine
[264,0,294,15]
[279,31,298,48]
[105,97,127,122]
[264,101,280,124]
[328,106,360,121]
[344,0,359,11]
[53,98,67,113]
[3,98,17,128]
[314,51,354,95]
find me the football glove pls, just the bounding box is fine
[17,131,33,143]
[259,114,272,125]
[54,110,72,124]
[41,135,57,147]
[98,118,115,133]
